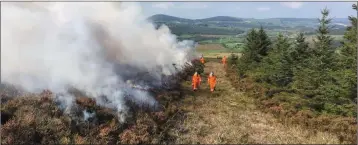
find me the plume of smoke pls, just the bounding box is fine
[1,2,194,122]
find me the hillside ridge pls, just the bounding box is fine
[148,14,348,23]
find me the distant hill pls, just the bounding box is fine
[147,14,348,37]
[148,15,243,22]
[197,16,243,22]
[147,14,193,23]
[148,14,349,27]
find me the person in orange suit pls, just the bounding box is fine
[207,71,217,92]
[222,56,227,68]
[192,72,202,91]
[200,55,205,64]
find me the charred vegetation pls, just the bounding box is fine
[0,59,204,144]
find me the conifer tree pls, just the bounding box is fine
[257,26,272,60]
[313,8,336,71]
[340,4,357,70]
[290,32,311,66]
[241,28,259,64]
[261,33,292,86]
[334,4,357,103]
[239,27,272,76]
[237,28,259,76]
[292,8,335,101]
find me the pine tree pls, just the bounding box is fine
[290,32,311,65]
[237,28,259,76]
[312,8,337,105]
[241,28,259,64]
[304,8,336,89]
[291,32,316,91]
[239,27,272,76]
[302,7,358,116]
[313,8,336,71]
[257,26,272,60]
[340,4,357,70]
[279,34,294,86]
[290,8,338,113]
[261,33,292,86]
[333,3,357,105]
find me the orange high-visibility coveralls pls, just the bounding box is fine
[192,73,202,91]
[200,57,205,64]
[222,56,227,67]
[208,75,217,92]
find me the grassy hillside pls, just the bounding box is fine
[149,14,348,47]
[148,14,349,31]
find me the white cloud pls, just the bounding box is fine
[280,2,303,9]
[152,2,174,9]
[257,7,271,12]
[179,3,208,9]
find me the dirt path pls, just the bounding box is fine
[171,61,340,144]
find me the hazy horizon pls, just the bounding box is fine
[140,2,357,19]
[148,13,351,19]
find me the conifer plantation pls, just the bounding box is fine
[229,5,357,143]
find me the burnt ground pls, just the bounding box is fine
[0,60,200,144]
[0,59,347,144]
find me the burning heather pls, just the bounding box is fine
[1,2,196,122]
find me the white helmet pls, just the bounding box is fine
[210,72,214,76]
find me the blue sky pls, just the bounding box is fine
[139,2,357,19]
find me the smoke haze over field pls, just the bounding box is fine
[1,2,194,122]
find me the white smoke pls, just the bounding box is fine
[83,110,95,121]
[1,2,194,122]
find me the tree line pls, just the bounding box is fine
[231,5,357,117]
